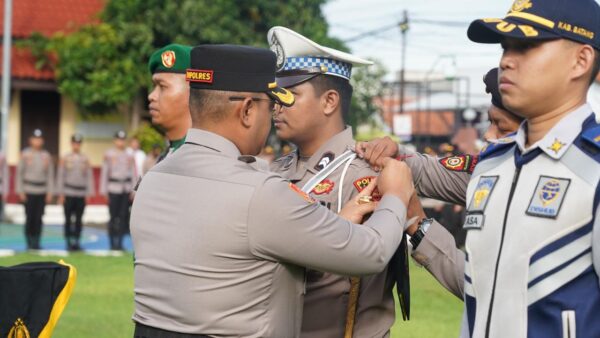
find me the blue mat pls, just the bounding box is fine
[0,223,132,252]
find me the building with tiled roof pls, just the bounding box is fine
[0,0,110,203]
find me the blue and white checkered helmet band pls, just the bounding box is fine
[283,56,352,80]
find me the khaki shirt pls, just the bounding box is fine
[56,152,95,198]
[131,128,407,338]
[399,146,471,299]
[99,148,137,195]
[271,128,396,338]
[16,148,54,195]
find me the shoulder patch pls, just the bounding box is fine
[352,176,381,201]
[582,125,600,150]
[315,152,335,171]
[289,183,315,204]
[311,179,335,195]
[439,155,479,174]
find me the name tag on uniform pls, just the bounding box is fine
[526,176,570,219]
[464,176,498,230]
[464,214,485,230]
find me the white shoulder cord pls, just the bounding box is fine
[337,153,356,213]
[301,150,356,194]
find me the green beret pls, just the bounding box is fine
[148,44,192,74]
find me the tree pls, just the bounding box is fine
[25,0,347,116]
[349,60,387,131]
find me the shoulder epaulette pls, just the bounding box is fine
[479,134,517,160]
[582,125,600,150]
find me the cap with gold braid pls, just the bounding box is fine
[187,44,294,107]
[468,0,600,49]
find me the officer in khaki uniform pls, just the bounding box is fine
[131,44,414,338]
[56,134,95,251]
[268,26,408,338]
[16,129,54,250]
[100,130,137,250]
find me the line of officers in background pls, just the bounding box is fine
[4,128,157,251]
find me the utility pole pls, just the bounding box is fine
[1,0,13,152]
[398,10,409,117]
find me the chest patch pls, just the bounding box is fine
[353,176,382,201]
[526,176,570,219]
[464,176,499,230]
[311,179,334,195]
[467,176,499,213]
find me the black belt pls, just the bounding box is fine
[24,180,46,187]
[65,183,87,190]
[134,323,210,338]
[109,178,132,183]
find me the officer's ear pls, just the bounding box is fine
[571,42,596,83]
[321,89,340,117]
[238,96,256,129]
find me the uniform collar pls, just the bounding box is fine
[169,137,186,151]
[286,127,354,181]
[185,128,241,158]
[515,104,593,159]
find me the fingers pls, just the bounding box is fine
[358,177,378,197]
[355,201,377,215]
[355,142,367,158]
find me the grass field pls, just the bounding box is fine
[0,254,463,338]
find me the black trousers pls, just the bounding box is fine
[108,193,129,250]
[64,196,85,249]
[134,323,210,338]
[24,194,46,250]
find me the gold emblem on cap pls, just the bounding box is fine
[511,0,532,12]
[161,50,176,68]
[320,65,328,73]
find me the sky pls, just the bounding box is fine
[323,0,514,93]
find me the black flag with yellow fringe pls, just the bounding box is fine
[0,260,76,338]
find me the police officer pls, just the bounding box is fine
[131,44,414,338]
[148,44,193,161]
[100,130,137,250]
[268,26,409,337]
[56,134,95,251]
[16,129,54,250]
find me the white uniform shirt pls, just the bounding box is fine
[462,104,600,338]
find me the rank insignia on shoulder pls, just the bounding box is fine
[314,152,335,171]
[289,183,315,204]
[311,179,334,195]
[353,176,381,201]
[582,125,600,150]
[439,155,478,173]
[526,176,570,219]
